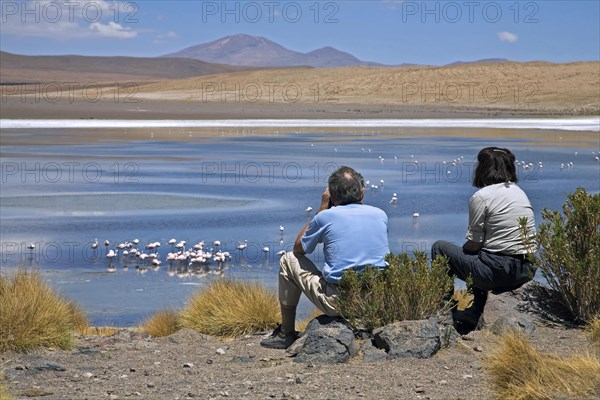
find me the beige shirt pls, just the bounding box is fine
[466,182,537,254]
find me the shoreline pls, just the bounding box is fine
[2,97,598,121]
[3,117,599,130]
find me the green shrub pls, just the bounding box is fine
[534,188,600,324]
[338,251,452,331]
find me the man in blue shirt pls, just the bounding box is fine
[261,166,390,349]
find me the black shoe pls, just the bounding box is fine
[260,325,298,349]
[452,309,480,335]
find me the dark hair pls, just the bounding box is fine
[472,147,518,188]
[328,166,365,205]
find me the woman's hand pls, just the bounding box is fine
[463,240,483,253]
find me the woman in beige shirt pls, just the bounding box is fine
[432,147,537,335]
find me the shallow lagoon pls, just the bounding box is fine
[1,126,599,325]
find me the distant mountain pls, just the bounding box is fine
[445,58,511,66]
[0,51,252,83]
[163,34,381,68]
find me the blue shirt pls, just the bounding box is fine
[301,203,389,284]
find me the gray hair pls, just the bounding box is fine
[328,166,365,205]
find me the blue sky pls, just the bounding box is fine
[1,0,599,65]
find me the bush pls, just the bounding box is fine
[487,332,600,399]
[0,269,84,352]
[338,251,452,331]
[179,280,280,337]
[534,188,600,324]
[142,308,181,337]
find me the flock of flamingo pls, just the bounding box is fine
[90,232,295,275]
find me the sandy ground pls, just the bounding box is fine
[0,286,594,400]
[1,96,572,121]
[2,61,598,115]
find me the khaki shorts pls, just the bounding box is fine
[278,252,340,316]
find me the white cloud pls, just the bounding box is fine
[1,1,139,39]
[89,21,137,38]
[153,31,177,43]
[498,31,519,43]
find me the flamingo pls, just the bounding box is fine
[412,212,420,223]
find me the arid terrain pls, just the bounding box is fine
[1,285,595,400]
[1,57,598,119]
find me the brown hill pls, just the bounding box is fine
[0,51,252,84]
[163,34,381,68]
[133,61,600,114]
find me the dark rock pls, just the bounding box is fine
[77,347,100,356]
[359,340,387,363]
[373,318,441,359]
[490,315,536,336]
[232,355,255,363]
[35,361,66,372]
[19,387,54,397]
[287,316,356,364]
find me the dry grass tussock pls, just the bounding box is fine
[78,327,126,337]
[587,318,600,355]
[0,371,11,400]
[142,308,181,337]
[487,332,600,400]
[0,269,88,352]
[179,280,280,337]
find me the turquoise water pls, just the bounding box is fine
[1,129,598,325]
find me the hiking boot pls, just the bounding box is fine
[452,308,481,335]
[452,288,488,335]
[260,325,298,349]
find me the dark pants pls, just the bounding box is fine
[431,240,534,333]
[431,240,533,292]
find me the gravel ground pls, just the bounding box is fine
[1,289,591,400]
